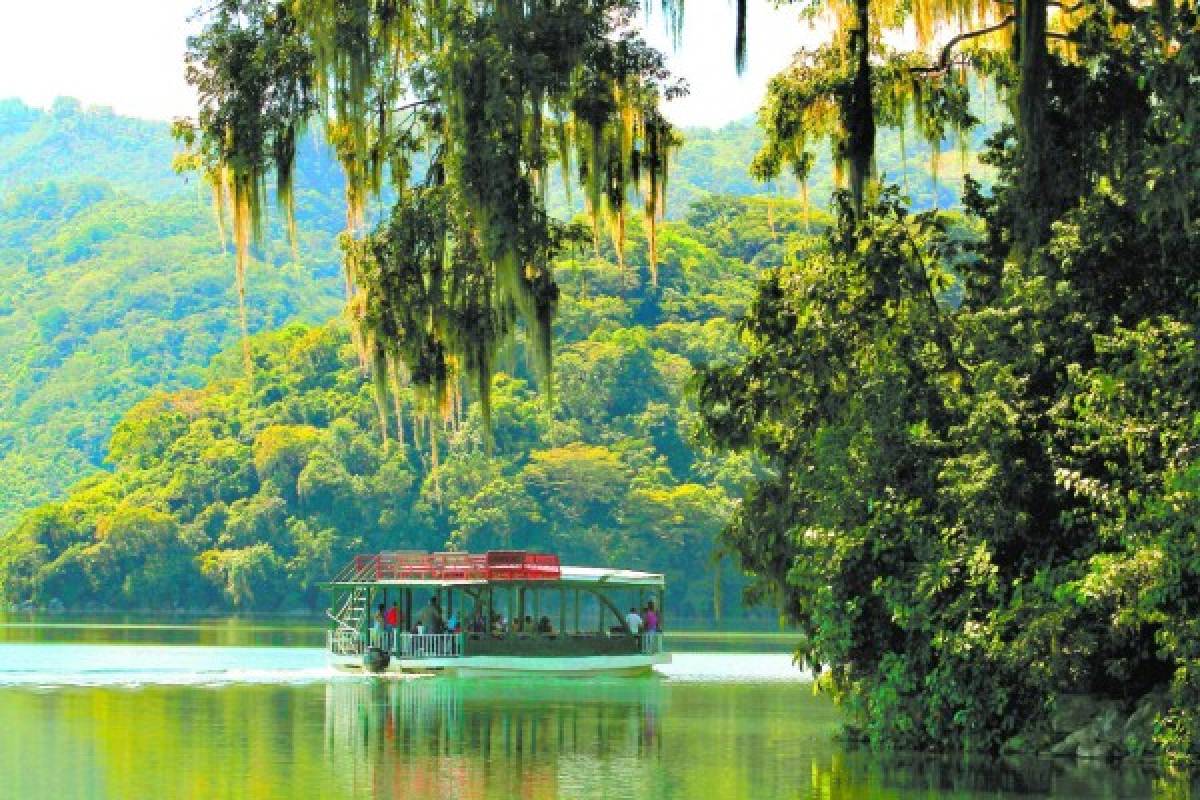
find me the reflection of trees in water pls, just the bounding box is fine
[321,679,1188,800]
[324,678,666,799]
[810,748,1173,799]
[0,679,1189,799]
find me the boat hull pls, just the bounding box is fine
[332,652,671,677]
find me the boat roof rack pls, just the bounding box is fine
[322,550,664,588]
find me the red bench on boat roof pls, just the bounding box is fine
[345,550,561,582]
[483,550,561,581]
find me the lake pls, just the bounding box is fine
[0,614,1187,799]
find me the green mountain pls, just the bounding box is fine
[0,98,181,200]
[0,193,821,618]
[0,99,353,533]
[0,96,993,578]
[0,98,964,534]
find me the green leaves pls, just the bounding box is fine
[0,197,791,618]
[699,2,1200,758]
[178,0,685,435]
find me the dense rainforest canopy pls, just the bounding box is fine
[13,0,1199,768]
[0,98,966,536]
[695,0,1200,764]
[0,194,822,621]
[176,0,695,433]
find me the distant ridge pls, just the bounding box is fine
[0,95,996,534]
[0,96,998,218]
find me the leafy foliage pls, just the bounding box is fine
[0,194,799,621]
[177,0,690,428]
[0,97,972,539]
[696,1,1200,760]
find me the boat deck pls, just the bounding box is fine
[324,550,668,676]
[330,631,669,675]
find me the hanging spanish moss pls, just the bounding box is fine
[745,0,1038,224]
[176,0,684,442]
[748,0,1099,230]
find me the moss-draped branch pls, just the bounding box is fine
[175,0,684,441]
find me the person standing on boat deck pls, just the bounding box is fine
[643,604,662,633]
[643,601,659,633]
[385,602,400,648]
[626,607,643,635]
[416,596,444,635]
[372,603,387,647]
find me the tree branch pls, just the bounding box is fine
[993,0,1085,10]
[910,15,1016,75]
[900,224,973,386]
[1103,0,1146,22]
[393,98,438,114]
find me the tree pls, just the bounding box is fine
[252,424,321,500]
[698,3,1200,757]
[199,543,286,610]
[89,506,197,608]
[176,0,685,433]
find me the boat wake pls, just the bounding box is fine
[0,644,347,688]
[657,652,810,683]
[0,645,808,688]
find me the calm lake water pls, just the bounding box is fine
[0,614,1190,799]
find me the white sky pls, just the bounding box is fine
[0,1,821,128]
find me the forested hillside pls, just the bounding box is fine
[0,98,990,536]
[0,196,823,620]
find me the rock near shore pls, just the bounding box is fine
[1026,692,1168,761]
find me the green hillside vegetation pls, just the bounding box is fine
[693,0,1200,762]
[0,97,993,537]
[0,197,823,619]
[0,173,348,534]
[0,98,181,200]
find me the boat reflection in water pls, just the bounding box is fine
[320,674,1191,800]
[325,677,665,799]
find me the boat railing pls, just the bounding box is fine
[327,629,465,659]
[393,632,464,658]
[328,628,363,657]
[640,632,665,655]
[331,629,661,660]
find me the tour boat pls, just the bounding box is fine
[323,550,669,676]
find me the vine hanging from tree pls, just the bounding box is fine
[175,0,685,441]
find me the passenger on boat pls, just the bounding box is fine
[373,603,387,646]
[385,602,400,633]
[626,607,643,635]
[416,596,444,634]
[537,616,553,634]
[522,615,534,634]
[643,601,659,632]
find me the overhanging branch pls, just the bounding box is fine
[1103,0,1146,21]
[993,0,1085,10]
[910,15,1016,75]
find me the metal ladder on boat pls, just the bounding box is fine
[327,587,368,656]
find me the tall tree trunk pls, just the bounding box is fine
[1014,0,1050,254]
[846,0,876,218]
